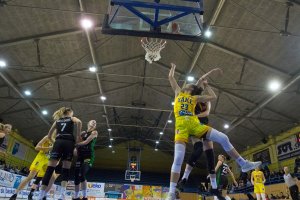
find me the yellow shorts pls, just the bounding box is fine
[254,183,265,194]
[175,116,211,143]
[29,152,49,177]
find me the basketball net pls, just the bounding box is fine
[141,37,166,64]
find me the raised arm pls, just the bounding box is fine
[215,160,223,172]
[196,68,223,87]
[169,63,181,96]
[197,102,211,118]
[72,117,82,143]
[47,122,56,143]
[196,81,217,103]
[76,131,98,146]
[251,172,254,185]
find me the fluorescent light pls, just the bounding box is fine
[155,148,158,151]
[187,76,195,82]
[24,90,32,96]
[100,96,107,101]
[109,145,112,148]
[224,124,230,129]
[204,29,212,38]
[110,138,114,141]
[268,80,281,92]
[108,128,112,132]
[0,60,7,68]
[167,120,173,124]
[89,66,97,72]
[80,18,93,29]
[41,110,48,115]
[156,141,159,144]
[159,132,163,135]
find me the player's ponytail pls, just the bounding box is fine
[53,107,73,120]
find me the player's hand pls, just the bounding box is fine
[171,63,176,69]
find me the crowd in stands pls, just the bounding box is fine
[0,159,29,176]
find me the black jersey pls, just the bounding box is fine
[220,162,230,176]
[78,131,96,154]
[195,102,209,125]
[56,117,74,141]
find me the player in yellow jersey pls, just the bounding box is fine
[9,135,54,200]
[166,63,262,200]
[251,167,266,200]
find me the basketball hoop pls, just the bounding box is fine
[141,37,166,64]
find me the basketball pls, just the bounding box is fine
[171,22,180,33]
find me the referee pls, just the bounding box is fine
[284,166,299,200]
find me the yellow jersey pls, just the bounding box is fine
[252,170,264,184]
[174,92,198,118]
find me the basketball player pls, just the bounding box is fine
[251,167,266,200]
[0,123,12,155]
[9,135,54,200]
[215,155,238,200]
[178,68,221,191]
[73,120,98,200]
[38,107,82,200]
[167,63,261,200]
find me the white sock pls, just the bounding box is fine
[82,189,87,197]
[169,182,177,193]
[38,190,46,199]
[225,195,231,200]
[236,156,247,167]
[182,166,192,180]
[74,191,80,198]
[210,176,217,189]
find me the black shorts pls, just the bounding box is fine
[50,138,75,161]
[218,175,228,190]
[55,161,63,174]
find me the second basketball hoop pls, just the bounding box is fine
[141,37,166,64]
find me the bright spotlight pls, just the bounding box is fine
[187,76,195,82]
[41,110,48,115]
[171,101,175,106]
[89,66,97,72]
[80,18,93,29]
[167,120,173,124]
[224,124,230,129]
[268,80,281,92]
[159,132,163,135]
[108,128,112,132]
[204,29,212,38]
[156,141,159,144]
[0,60,7,68]
[112,150,115,153]
[109,145,112,148]
[110,138,114,141]
[155,148,158,151]
[24,90,32,96]
[100,95,107,101]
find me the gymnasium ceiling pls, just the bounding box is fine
[1,0,300,173]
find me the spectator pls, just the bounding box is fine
[270,193,276,200]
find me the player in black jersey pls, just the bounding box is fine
[0,123,12,156]
[215,155,237,200]
[73,120,98,200]
[38,107,82,200]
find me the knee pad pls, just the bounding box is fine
[205,149,215,174]
[61,168,70,182]
[41,166,55,186]
[188,141,203,167]
[207,129,233,152]
[33,177,43,185]
[171,143,186,173]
